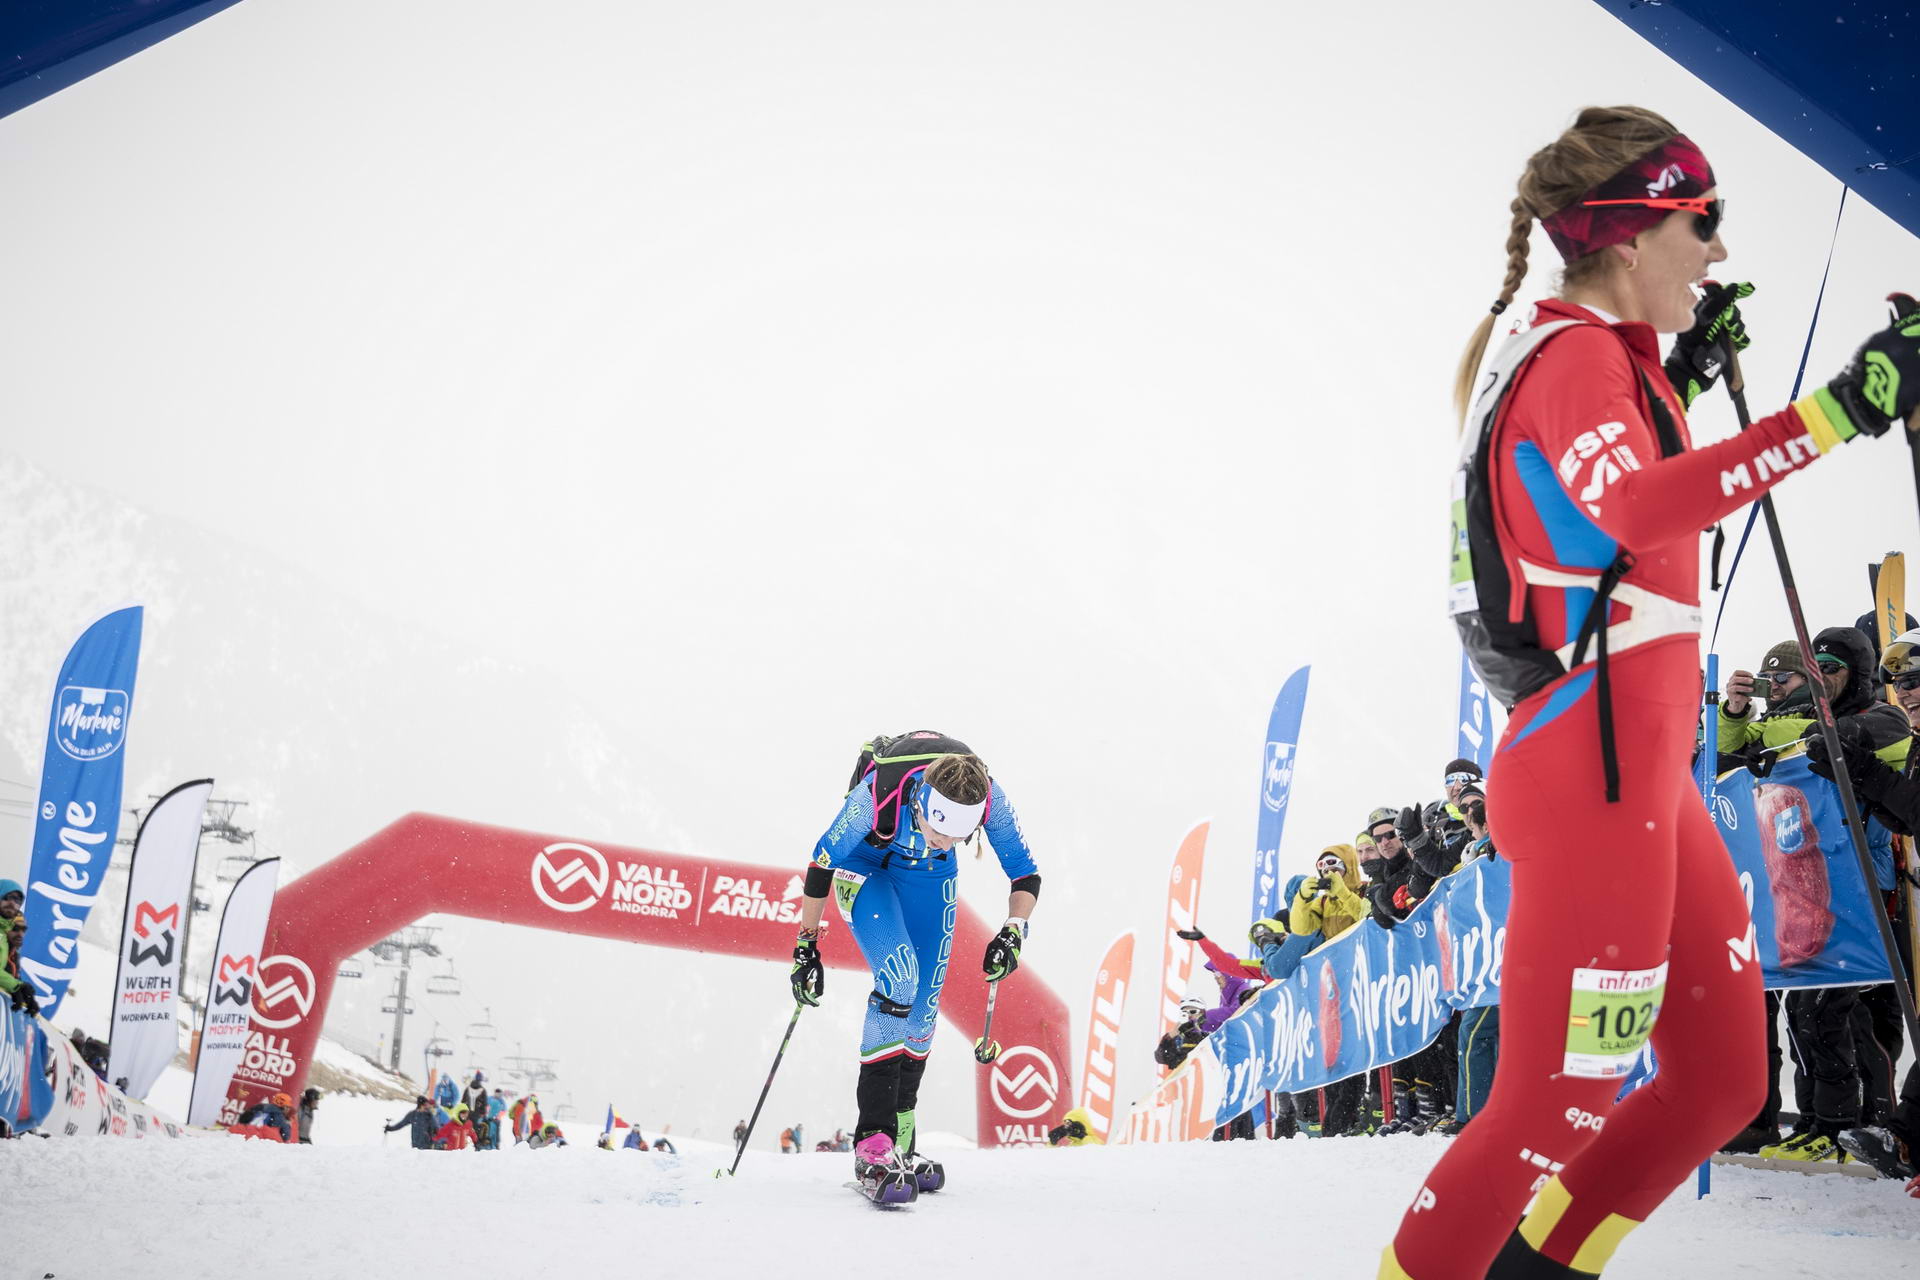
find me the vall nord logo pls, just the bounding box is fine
[213,954,256,1006]
[127,900,179,968]
[531,842,609,913]
[250,955,316,1030]
[53,685,130,762]
[988,1045,1060,1120]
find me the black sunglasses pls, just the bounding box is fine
[1893,673,1920,692]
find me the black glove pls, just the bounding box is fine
[1818,293,1920,443]
[1311,875,1332,894]
[1047,1118,1088,1144]
[1804,732,1896,799]
[1175,928,1205,942]
[1248,919,1283,950]
[790,934,823,1007]
[984,921,1026,980]
[1395,806,1422,843]
[1368,886,1399,930]
[1665,280,1753,408]
[11,986,38,1018]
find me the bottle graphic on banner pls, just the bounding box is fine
[1317,960,1342,1070]
[1752,783,1834,966]
[1434,903,1456,995]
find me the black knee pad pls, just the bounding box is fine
[868,991,913,1019]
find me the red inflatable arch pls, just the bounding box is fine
[221,814,1072,1147]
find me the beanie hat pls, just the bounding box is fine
[1442,758,1483,782]
[1757,640,1806,678]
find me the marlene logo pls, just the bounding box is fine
[531,842,609,913]
[54,685,130,762]
[250,955,316,1029]
[989,1046,1060,1120]
[1263,741,1295,812]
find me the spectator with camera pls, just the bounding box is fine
[1291,845,1370,943]
[1718,629,1908,773]
[1155,997,1209,1071]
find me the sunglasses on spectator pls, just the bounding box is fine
[1369,828,1400,842]
[1894,673,1920,692]
[1579,195,1724,241]
[1443,771,1478,786]
[1814,654,1848,670]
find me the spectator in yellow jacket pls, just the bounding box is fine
[1291,845,1368,941]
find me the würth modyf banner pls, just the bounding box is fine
[108,779,213,1100]
[20,605,143,1019]
[1251,667,1309,926]
[188,858,280,1128]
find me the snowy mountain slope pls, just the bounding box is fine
[8,1128,1915,1280]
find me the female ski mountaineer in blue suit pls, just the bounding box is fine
[789,732,1041,1200]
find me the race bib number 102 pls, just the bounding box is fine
[1563,962,1667,1079]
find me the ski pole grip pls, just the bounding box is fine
[1724,346,1746,397]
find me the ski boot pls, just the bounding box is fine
[1407,1083,1440,1136]
[1377,1083,1418,1135]
[1837,1125,1915,1180]
[1758,1129,1845,1163]
[852,1132,919,1205]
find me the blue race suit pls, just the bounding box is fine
[813,778,1037,1065]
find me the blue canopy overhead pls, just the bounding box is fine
[1593,1,1920,242]
[0,1,246,121]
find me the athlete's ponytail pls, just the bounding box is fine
[1454,106,1683,427]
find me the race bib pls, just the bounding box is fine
[1563,962,1666,1079]
[831,868,867,923]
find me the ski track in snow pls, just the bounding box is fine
[7,1120,1917,1278]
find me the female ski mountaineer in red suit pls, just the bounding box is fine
[1380,106,1920,1280]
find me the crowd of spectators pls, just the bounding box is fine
[1152,618,1918,1187]
[1162,756,1497,1142]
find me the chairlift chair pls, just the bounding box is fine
[215,854,253,883]
[465,1008,498,1042]
[336,957,365,980]
[425,964,461,996]
[425,1037,453,1058]
[380,995,415,1015]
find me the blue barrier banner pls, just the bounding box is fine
[1708,752,1894,988]
[0,1008,55,1133]
[1456,650,1492,768]
[1127,757,1892,1138]
[1207,859,1510,1128]
[20,606,144,1019]
[1251,666,1310,927]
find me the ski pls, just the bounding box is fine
[846,1175,918,1207]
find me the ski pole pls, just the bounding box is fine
[721,1001,804,1177]
[1725,351,1920,1057]
[973,979,1002,1064]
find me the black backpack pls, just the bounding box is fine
[847,730,979,846]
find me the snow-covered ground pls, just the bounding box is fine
[7,1121,1915,1279]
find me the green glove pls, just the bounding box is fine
[983,919,1027,980]
[790,934,823,1006]
[1801,293,1920,449]
[1665,280,1753,408]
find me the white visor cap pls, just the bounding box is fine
[918,782,986,837]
